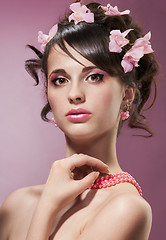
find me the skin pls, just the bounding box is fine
[0,43,152,240]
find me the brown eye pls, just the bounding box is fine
[52,78,69,86]
[86,73,104,82]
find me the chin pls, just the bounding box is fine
[66,131,94,141]
[64,125,108,143]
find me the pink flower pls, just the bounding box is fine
[131,32,153,54]
[109,29,133,53]
[121,32,154,73]
[100,4,130,16]
[121,48,144,73]
[38,24,58,51]
[68,2,94,24]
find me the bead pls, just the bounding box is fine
[90,171,142,196]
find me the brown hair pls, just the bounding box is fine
[25,2,159,137]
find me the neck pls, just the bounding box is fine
[65,130,122,173]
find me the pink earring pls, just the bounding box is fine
[51,117,58,127]
[120,110,130,120]
[120,102,131,120]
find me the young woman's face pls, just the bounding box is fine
[47,43,126,141]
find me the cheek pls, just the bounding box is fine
[47,93,55,108]
[101,90,113,106]
[93,85,123,120]
[47,89,59,112]
[96,88,117,110]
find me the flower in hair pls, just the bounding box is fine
[109,29,133,53]
[100,4,130,16]
[68,2,94,24]
[121,32,154,73]
[38,24,58,51]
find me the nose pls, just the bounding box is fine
[68,81,85,104]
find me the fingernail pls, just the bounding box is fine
[94,171,100,177]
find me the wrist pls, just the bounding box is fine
[39,192,61,217]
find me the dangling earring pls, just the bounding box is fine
[51,117,58,127]
[120,102,131,120]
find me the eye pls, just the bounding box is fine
[86,73,104,83]
[51,77,69,86]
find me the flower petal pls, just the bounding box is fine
[144,32,151,41]
[49,24,58,38]
[100,4,130,16]
[144,45,154,54]
[68,3,94,24]
[109,39,122,53]
[82,12,94,23]
[121,58,134,73]
[109,29,132,53]
[119,10,130,15]
[120,31,154,73]
[38,31,48,44]
[69,2,81,12]
[126,47,144,60]
[122,29,133,37]
[68,13,75,22]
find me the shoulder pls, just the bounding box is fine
[0,185,43,239]
[80,193,152,240]
[106,194,152,240]
[101,193,152,239]
[109,193,152,219]
[113,193,152,224]
[0,184,43,212]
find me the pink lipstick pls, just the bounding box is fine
[66,108,92,123]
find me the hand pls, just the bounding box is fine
[42,154,109,210]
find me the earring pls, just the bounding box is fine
[51,117,58,127]
[120,102,131,120]
[120,110,130,120]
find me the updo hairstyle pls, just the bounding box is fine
[25,1,159,136]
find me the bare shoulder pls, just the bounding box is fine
[103,193,152,239]
[0,184,43,213]
[107,193,152,239]
[80,192,152,240]
[109,192,152,221]
[0,185,43,239]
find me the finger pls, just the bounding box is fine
[69,154,109,173]
[76,171,100,193]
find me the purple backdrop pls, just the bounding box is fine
[0,0,165,239]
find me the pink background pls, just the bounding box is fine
[0,0,165,239]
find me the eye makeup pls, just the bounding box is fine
[51,77,69,86]
[48,66,107,87]
[85,73,104,83]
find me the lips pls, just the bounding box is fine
[66,108,91,116]
[66,108,92,122]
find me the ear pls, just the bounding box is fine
[122,86,135,104]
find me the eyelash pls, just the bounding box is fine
[86,73,104,82]
[51,77,68,86]
[51,73,104,86]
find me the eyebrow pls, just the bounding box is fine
[82,66,97,72]
[48,66,98,78]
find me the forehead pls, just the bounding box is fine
[47,43,94,75]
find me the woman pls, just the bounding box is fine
[0,1,158,239]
